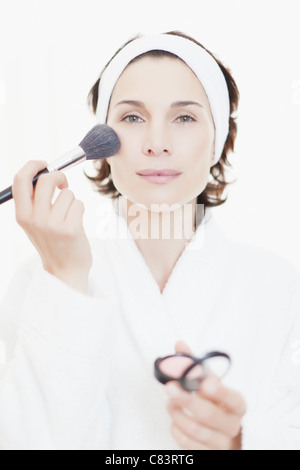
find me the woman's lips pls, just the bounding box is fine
[137,174,182,184]
[137,169,181,176]
[136,169,182,184]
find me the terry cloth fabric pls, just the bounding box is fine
[0,195,299,450]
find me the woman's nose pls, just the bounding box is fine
[142,124,172,156]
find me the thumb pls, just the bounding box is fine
[175,340,193,355]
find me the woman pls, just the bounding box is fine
[0,30,299,450]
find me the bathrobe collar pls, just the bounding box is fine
[98,195,230,371]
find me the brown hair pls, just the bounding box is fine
[85,30,239,208]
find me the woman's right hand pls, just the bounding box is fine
[12,160,93,294]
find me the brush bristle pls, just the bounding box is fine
[79,124,121,160]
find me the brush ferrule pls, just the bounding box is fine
[47,146,86,172]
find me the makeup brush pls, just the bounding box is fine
[0,124,121,205]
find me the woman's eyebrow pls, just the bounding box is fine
[114,100,204,109]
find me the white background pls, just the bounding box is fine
[0,0,299,300]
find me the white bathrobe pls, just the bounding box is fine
[0,196,299,450]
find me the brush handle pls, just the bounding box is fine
[0,167,50,205]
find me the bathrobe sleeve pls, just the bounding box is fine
[240,273,300,450]
[0,253,117,450]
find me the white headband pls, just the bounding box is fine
[96,33,230,165]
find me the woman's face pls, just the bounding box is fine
[105,56,215,211]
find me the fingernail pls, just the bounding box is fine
[165,383,181,398]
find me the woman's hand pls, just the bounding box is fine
[12,160,93,293]
[165,341,247,450]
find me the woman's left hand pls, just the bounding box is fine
[165,341,247,450]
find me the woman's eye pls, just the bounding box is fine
[122,114,143,123]
[176,115,195,123]
[121,114,196,124]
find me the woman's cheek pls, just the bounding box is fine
[114,130,140,157]
[109,157,135,186]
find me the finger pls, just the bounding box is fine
[33,170,69,216]
[170,423,211,450]
[12,160,48,222]
[49,189,75,224]
[167,402,231,450]
[165,381,241,438]
[63,199,85,231]
[199,376,248,417]
[175,340,193,355]
[58,179,69,190]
